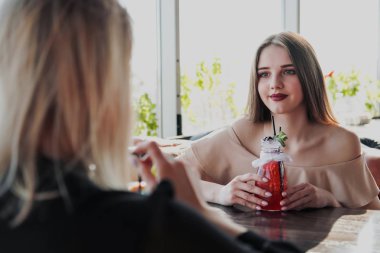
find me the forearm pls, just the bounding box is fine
[361,197,380,210]
[200,180,224,204]
[324,189,341,208]
[328,194,341,208]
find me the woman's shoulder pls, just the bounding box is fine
[232,116,262,129]
[324,124,361,149]
[191,116,263,146]
[320,124,361,162]
[231,116,265,143]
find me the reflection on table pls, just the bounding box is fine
[213,204,380,252]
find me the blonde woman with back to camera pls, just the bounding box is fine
[0,0,301,252]
[180,32,380,211]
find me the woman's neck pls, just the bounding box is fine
[270,108,313,142]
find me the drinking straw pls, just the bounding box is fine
[138,175,142,194]
[272,115,276,136]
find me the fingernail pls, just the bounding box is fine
[265,192,272,197]
[281,207,287,211]
[282,192,287,197]
[261,201,268,206]
[280,201,285,205]
[262,177,268,182]
[256,206,261,210]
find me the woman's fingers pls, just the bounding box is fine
[285,183,308,195]
[222,175,270,208]
[133,141,171,174]
[234,190,268,208]
[287,200,312,211]
[234,173,271,197]
[282,195,313,210]
[281,183,320,210]
[231,191,265,210]
[133,141,180,180]
[220,173,272,208]
[132,141,173,190]
[232,196,261,210]
[134,158,157,190]
[232,180,271,198]
[287,185,309,201]
[237,173,268,183]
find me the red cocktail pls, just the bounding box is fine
[256,160,287,211]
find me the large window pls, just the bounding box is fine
[119,0,380,137]
[179,0,282,136]
[119,0,159,136]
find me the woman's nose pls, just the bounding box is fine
[269,74,283,90]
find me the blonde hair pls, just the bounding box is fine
[246,32,337,125]
[0,0,133,224]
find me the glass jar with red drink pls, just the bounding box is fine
[252,136,290,211]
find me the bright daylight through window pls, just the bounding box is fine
[121,0,380,141]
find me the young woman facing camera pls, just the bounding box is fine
[180,32,380,211]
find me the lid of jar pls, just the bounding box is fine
[261,136,281,149]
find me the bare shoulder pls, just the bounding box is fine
[232,116,254,130]
[232,116,265,142]
[323,124,361,162]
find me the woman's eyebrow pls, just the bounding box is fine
[258,64,294,71]
[281,64,294,68]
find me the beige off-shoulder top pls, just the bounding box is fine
[180,125,379,208]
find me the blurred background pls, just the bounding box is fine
[97,1,380,141]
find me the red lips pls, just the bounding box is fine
[270,93,288,101]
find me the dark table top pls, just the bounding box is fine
[214,204,380,252]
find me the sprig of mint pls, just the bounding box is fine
[275,130,288,147]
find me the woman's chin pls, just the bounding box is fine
[267,103,305,116]
[268,108,289,115]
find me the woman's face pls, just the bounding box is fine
[257,45,304,115]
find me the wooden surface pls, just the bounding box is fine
[214,204,380,252]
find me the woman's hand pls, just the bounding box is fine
[280,183,341,210]
[132,140,207,211]
[217,173,272,210]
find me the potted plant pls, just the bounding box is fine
[325,69,371,125]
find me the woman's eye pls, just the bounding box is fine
[258,72,269,78]
[283,69,296,75]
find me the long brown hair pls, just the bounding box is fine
[0,0,133,225]
[246,32,337,125]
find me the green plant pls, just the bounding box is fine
[364,78,380,117]
[133,92,158,136]
[325,69,380,119]
[180,58,239,127]
[180,74,196,123]
[325,69,361,102]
